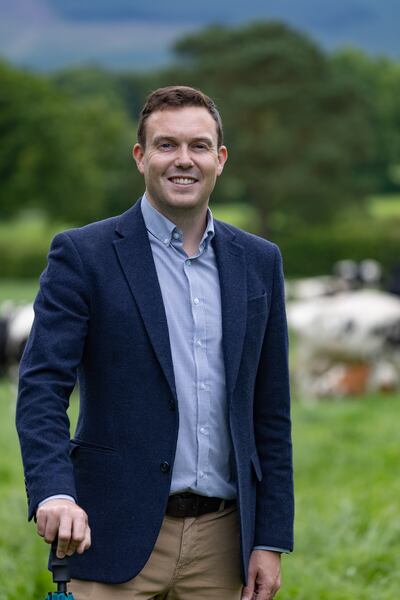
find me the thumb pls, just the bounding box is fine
[242,574,255,600]
[241,588,254,600]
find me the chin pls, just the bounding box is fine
[166,196,202,209]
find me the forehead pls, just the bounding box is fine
[145,106,218,144]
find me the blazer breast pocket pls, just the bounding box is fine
[247,292,268,320]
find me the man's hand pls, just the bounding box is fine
[36,499,91,559]
[242,550,281,600]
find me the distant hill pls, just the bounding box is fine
[0,0,399,71]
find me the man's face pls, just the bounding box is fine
[133,107,227,216]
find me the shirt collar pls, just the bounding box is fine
[140,193,215,248]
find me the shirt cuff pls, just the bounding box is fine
[38,494,76,507]
[253,546,291,554]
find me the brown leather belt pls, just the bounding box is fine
[166,492,236,518]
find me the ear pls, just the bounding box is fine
[216,145,228,176]
[133,143,145,175]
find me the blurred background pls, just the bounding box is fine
[1,1,400,598]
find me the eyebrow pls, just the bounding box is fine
[152,135,214,146]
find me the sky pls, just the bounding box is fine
[1,0,399,72]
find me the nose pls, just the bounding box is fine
[174,145,194,169]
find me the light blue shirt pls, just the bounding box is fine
[141,193,236,499]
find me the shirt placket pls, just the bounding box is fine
[179,248,211,493]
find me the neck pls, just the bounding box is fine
[177,211,208,256]
[145,194,209,256]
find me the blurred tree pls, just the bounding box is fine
[0,61,140,224]
[333,49,400,193]
[167,22,373,235]
[116,72,159,122]
[61,95,142,221]
[51,66,160,127]
[53,66,121,105]
[52,66,147,218]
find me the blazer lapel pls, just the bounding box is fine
[113,200,177,400]
[213,221,247,396]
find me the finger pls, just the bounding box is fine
[271,578,281,597]
[256,581,279,600]
[76,526,91,554]
[43,511,62,545]
[66,512,87,556]
[254,588,270,600]
[253,577,273,600]
[56,513,73,558]
[265,576,280,599]
[36,510,47,538]
[65,538,78,557]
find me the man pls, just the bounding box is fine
[17,86,294,600]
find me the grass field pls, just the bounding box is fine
[368,194,400,219]
[0,380,77,599]
[0,280,39,304]
[1,378,399,599]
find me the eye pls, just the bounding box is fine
[193,143,208,151]
[159,142,174,151]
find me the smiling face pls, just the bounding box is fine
[133,106,228,219]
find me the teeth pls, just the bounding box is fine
[170,177,196,185]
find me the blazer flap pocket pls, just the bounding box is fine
[247,293,267,319]
[251,449,263,482]
[70,438,117,455]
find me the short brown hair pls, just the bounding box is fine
[137,85,223,148]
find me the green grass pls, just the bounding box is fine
[368,194,400,220]
[282,395,400,599]
[212,202,258,232]
[212,195,400,229]
[0,378,50,599]
[0,215,71,279]
[0,279,39,304]
[1,379,400,598]
[0,381,78,599]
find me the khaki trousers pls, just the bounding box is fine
[70,504,243,600]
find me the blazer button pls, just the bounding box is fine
[168,401,176,411]
[160,461,170,473]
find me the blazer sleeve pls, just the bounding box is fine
[16,231,90,520]
[253,245,294,551]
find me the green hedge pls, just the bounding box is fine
[275,224,400,278]
[214,203,400,278]
[0,214,399,279]
[0,218,67,279]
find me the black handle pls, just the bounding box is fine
[51,540,71,593]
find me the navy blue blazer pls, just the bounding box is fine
[16,199,294,585]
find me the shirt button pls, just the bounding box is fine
[186,259,191,266]
[199,383,206,390]
[193,297,199,305]
[163,238,169,245]
[173,231,180,239]
[196,339,202,346]
[160,461,170,473]
[200,427,207,434]
[199,471,205,478]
